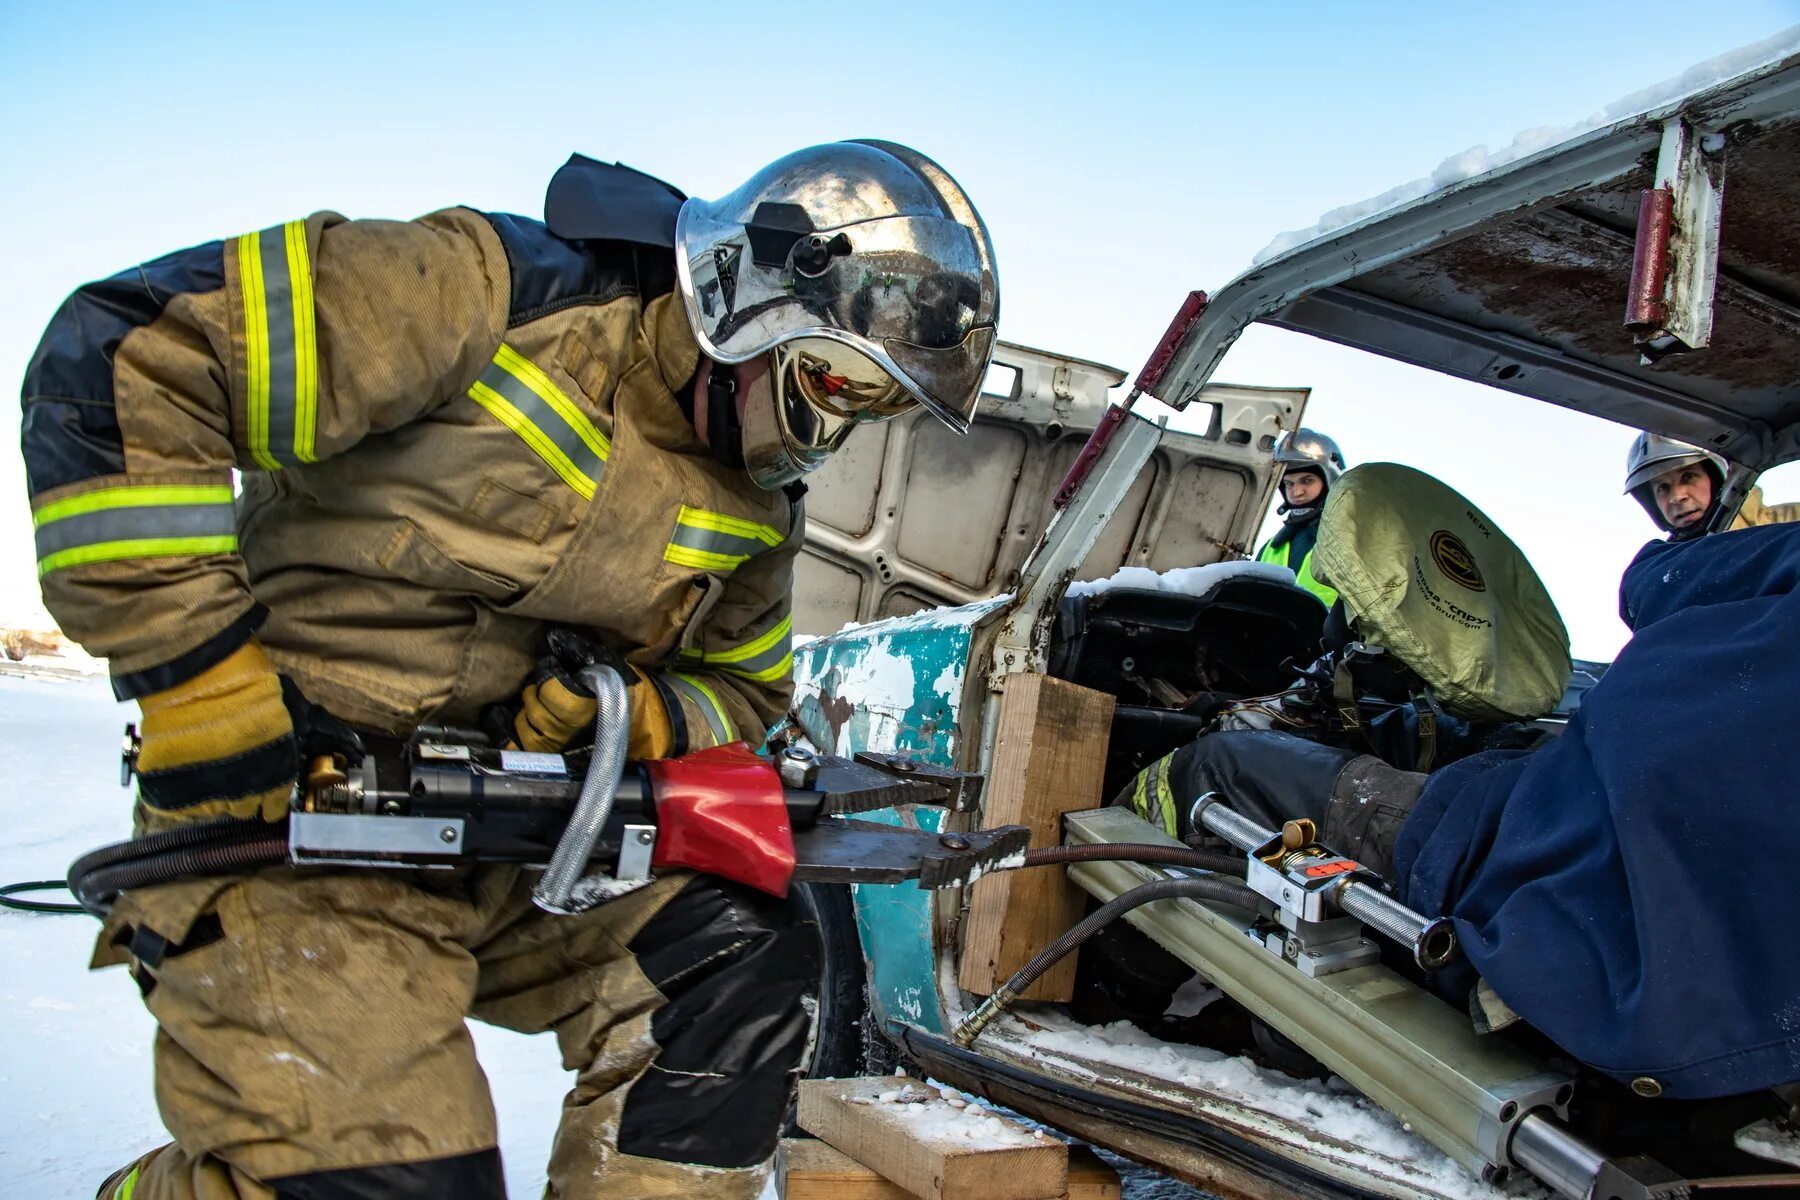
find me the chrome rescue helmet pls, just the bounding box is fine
[1623,431,1728,531]
[1274,428,1346,487]
[675,140,999,489]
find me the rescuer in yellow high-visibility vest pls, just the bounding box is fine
[1256,428,1347,608]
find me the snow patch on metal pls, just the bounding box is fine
[1737,1118,1800,1168]
[1252,27,1800,266]
[1066,560,1297,600]
[987,1009,1522,1200]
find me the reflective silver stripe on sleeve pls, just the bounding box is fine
[238,220,318,470]
[34,501,238,560]
[663,672,737,746]
[678,613,793,685]
[258,224,301,465]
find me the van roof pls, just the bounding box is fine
[1161,43,1800,472]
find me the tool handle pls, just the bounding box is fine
[533,664,631,913]
[1193,793,1273,853]
[1338,881,1457,970]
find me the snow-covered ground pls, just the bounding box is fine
[0,672,1210,1199]
[0,673,568,1199]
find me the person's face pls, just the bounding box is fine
[1651,463,1713,529]
[1282,469,1325,508]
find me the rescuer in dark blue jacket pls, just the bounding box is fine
[1147,520,1800,1099]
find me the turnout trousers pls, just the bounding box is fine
[92,865,820,1199]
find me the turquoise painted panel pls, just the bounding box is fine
[790,601,1003,1035]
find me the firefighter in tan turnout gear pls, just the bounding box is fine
[22,142,999,1199]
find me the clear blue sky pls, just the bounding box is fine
[4,0,1798,658]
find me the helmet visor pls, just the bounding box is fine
[777,337,910,420]
[679,205,998,433]
[1623,450,1711,495]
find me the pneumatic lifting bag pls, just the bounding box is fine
[1312,464,1571,721]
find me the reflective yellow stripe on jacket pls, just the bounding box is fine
[662,671,738,747]
[679,613,794,685]
[664,506,784,572]
[33,484,238,576]
[109,1164,142,1200]
[1129,756,1178,838]
[468,343,611,499]
[236,220,318,469]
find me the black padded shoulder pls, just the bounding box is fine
[21,239,226,493]
[482,212,675,327]
[543,154,684,247]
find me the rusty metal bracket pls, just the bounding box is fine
[1625,118,1726,362]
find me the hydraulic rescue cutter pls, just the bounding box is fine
[77,706,1024,918]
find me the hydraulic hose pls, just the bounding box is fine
[68,829,288,916]
[954,874,1263,1046]
[532,663,631,914]
[69,816,269,877]
[0,880,84,914]
[1020,844,1243,874]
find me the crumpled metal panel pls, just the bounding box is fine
[795,340,1305,634]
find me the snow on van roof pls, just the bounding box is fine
[1250,26,1800,267]
[1065,560,1297,600]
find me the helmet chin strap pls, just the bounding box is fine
[702,360,747,470]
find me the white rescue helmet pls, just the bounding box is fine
[1274,428,1347,487]
[1623,432,1727,530]
[675,141,1000,489]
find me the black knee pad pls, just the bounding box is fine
[618,877,822,1167]
[270,1148,505,1199]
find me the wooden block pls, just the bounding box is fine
[796,1077,1069,1200]
[780,1138,1121,1200]
[958,673,1115,1001]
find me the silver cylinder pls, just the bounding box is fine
[1192,793,1274,853]
[533,664,632,913]
[1338,882,1458,970]
[1510,1112,1607,1200]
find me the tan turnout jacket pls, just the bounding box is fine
[26,209,798,747]
[1730,485,1800,531]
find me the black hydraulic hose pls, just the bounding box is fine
[0,880,85,914]
[1020,844,1243,874]
[954,874,1263,1045]
[69,831,289,917]
[12,822,285,917]
[68,818,274,878]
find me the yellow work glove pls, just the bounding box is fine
[503,627,676,759]
[133,639,296,826]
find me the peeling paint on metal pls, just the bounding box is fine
[793,599,1004,1034]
